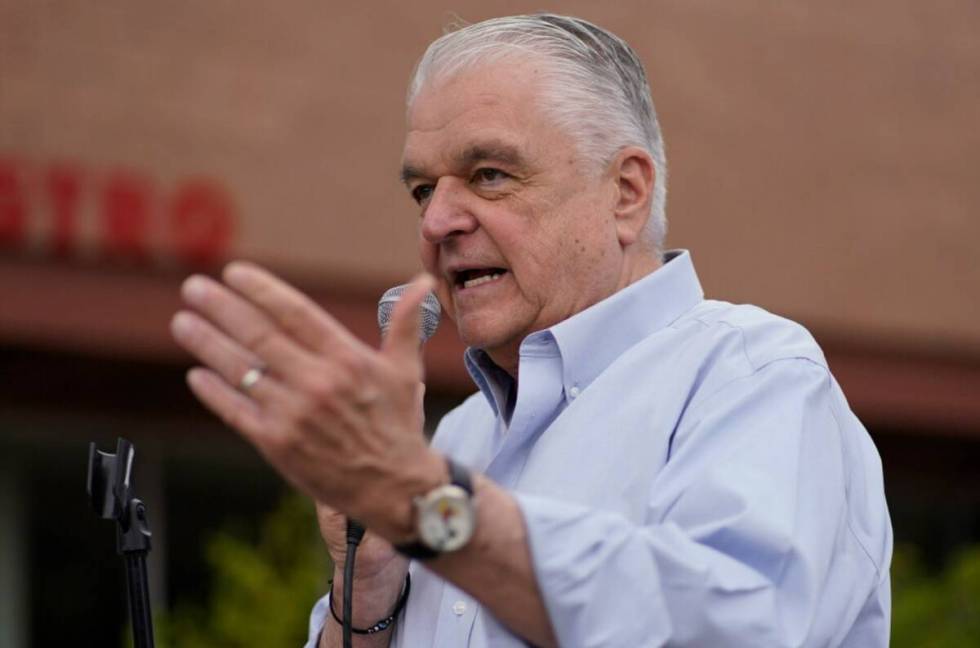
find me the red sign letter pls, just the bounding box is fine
[171,180,235,267]
[47,165,83,258]
[101,172,152,262]
[0,159,26,247]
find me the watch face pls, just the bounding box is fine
[417,484,475,552]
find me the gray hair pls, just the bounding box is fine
[408,13,668,250]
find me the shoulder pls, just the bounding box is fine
[653,300,834,416]
[679,299,829,372]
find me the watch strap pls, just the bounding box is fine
[394,457,473,560]
[446,457,474,495]
[393,538,439,560]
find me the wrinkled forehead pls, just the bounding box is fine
[401,61,556,164]
[407,85,514,134]
[405,50,569,141]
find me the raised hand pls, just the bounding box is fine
[170,263,447,542]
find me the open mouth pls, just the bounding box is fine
[454,268,508,290]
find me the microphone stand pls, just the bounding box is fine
[87,438,156,648]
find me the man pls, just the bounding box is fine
[171,13,892,647]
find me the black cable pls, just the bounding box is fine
[343,519,366,648]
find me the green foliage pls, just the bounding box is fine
[891,544,980,647]
[150,494,331,648]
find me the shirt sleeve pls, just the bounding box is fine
[515,358,892,648]
[304,592,330,648]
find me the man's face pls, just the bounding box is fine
[401,61,628,370]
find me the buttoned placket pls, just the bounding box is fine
[431,334,567,645]
[483,334,566,489]
[431,582,479,647]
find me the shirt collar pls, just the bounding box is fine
[464,347,516,418]
[549,249,704,395]
[464,249,704,414]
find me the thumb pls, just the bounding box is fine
[381,273,437,369]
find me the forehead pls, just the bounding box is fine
[401,62,557,170]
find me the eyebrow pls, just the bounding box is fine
[400,140,529,186]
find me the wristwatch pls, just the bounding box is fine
[394,457,476,560]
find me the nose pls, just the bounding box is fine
[420,177,478,244]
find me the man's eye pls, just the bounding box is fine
[473,168,508,184]
[411,185,434,205]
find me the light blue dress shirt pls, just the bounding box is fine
[307,250,892,647]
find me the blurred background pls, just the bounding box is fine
[1,1,978,646]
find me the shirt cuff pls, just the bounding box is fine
[304,591,331,648]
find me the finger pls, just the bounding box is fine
[171,310,299,407]
[315,503,361,557]
[172,310,263,393]
[315,500,341,519]
[181,273,317,378]
[315,502,346,535]
[222,261,366,356]
[381,273,435,370]
[186,367,268,443]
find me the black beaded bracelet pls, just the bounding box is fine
[328,573,412,635]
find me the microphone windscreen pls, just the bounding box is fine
[377,284,441,342]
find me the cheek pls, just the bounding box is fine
[549,210,615,287]
[435,282,455,322]
[418,237,456,321]
[418,235,437,271]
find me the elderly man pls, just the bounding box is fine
[171,13,892,648]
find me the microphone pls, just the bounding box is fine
[347,285,439,546]
[377,284,442,342]
[342,284,440,648]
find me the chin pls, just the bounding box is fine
[454,316,522,353]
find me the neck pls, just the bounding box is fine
[485,251,663,380]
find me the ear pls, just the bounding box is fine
[609,147,655,248]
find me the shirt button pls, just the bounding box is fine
[569,385,581,399]
[452,600,467,616]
